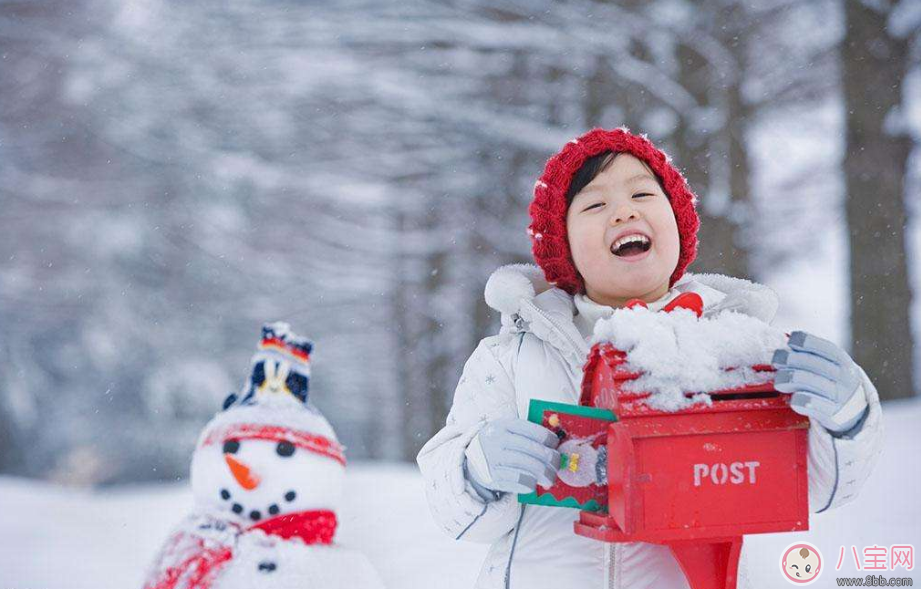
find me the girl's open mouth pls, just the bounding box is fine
[610,234,652,261]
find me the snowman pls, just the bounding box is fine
[142,323,385,589]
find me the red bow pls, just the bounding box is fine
[624,291,704,318]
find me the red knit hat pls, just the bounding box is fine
[528,127,700,295]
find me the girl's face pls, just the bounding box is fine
[565,153,680,307]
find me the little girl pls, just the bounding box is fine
[417,127,883,589]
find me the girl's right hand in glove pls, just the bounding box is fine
[463,416,561,497]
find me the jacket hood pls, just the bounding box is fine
[485,263,779,330]
[484,263,779,368]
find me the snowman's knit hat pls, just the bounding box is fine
[242,322,312,406]
[198,323,345,465]
[198,407,346,466]
[528,126,701,295]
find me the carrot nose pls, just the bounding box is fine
[225,454,260,490]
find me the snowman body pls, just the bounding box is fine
[217,531,384,589]
[142,323,385,589]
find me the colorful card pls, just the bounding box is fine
[518,400,617,512]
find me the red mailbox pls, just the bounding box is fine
[574,341,810,589]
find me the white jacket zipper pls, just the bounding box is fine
[521,299,623,589]
[518,299,589,361]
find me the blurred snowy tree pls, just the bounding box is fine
[0,0,126,478]
[0,0,915,482]
[842,0,918,400]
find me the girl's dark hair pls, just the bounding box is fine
[565,150,666,207]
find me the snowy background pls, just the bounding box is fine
[2,0,920,587]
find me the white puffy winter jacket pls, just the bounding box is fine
[417,264,883,589]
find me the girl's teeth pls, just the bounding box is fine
[612,234,650,250]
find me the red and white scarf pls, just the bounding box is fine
[144,510,338,589]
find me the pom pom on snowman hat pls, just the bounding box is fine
[197,322,345,467]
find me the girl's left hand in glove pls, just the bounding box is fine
[771,331,869,433]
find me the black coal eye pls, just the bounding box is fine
[223,440,240,454]
[258,561,277,573]
[805,565,811,573]
[276,441,295,457]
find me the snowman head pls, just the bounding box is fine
[190,323,346,524]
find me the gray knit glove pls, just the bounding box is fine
[772,331,869,434]
[463,417,561,499]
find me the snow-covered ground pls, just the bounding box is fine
[0,463,487,589]
[3,398,919,588]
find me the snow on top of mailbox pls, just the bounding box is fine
[591,307,788,411]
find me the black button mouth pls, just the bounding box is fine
[225,492,294,519]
